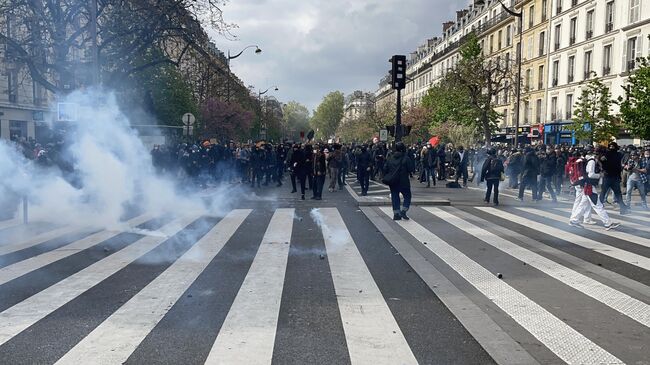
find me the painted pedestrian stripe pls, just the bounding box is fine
[319,208,418,365]
[425,207,650,328]
[380,207,623,365]
[0,217,21,231]
[56,210,250,365]
[517,207,650,249]
[477,207,650,271]
[0,225,86,256]
[0,214,154,286]
[552,206,650,231]
[0,215,199,346]
[204,209,294,365]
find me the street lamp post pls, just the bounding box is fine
[225,45,262,102]
[475,0,523,147]
[258,86,279,140]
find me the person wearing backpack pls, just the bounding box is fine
[569,149,620,230]
[481,148,504,206]
[383,142,415,220]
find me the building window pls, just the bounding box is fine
[538,65,545,89]
[529,6,535,28]
[584,50,592,79]
[569,18,577,45]
[490,34,494,53]
[506,25,512,46]
[536,99,543,123]
[503,108,509,125]
[552,60,559,86]
[626,37,638,71]
[629,0,640,24]
[566,94,574,119]
[498,30,503,50]
[603,45,612,75]
[524,101,530,123]
[568,55,575,82]
[554,24,561,51]
[556,0,562,15]
[605,1,615,32]
[505,52,510,70]
[526,69,532,90]
[551,96,558,120]
[8,70,18,103]
[504,81,510,103]
[539,31,546,56]
[586,10,594,39]
[542,0,548,21]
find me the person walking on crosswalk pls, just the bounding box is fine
[569,149,620,230]
[481,148,504,206]
[383,142,415,220]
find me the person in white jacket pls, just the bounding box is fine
[569,149,620,230]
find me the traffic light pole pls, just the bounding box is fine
[395,88,402,142]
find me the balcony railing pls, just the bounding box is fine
[603,66,611,76]
[606,23,613,32]
[586,30,593,40]
[556,6,562,15]
[552,78,558,87]
[571,0,578,6]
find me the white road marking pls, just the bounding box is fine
[318,208,418,365]
[0,225,85,256]
[56,210,250,365]
[0,214,154,286]
[551,206,650,232]
[380,207,623,365]
[517,207,650,249]
[0,217,21,231]
[0,215,199,346]
[426,207,650,328]
[477,207,650,270]
[204,209,294,365]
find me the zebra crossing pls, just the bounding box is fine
[0,203,648,364]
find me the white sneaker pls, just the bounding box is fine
[583,219,598,225]
[605,222,620,231]
[569,220,583,228]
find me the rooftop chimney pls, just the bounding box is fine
[443,21,455,33]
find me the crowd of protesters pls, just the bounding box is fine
[8,133,649,227]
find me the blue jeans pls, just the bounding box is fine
[390,184,412,213]
[626,179,647,208]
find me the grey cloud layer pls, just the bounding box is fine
[208,0,464,111]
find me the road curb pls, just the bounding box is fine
[344,178,452,207]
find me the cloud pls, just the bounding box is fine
[207,0,469,111]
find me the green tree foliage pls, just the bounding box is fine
[421,73,478,128]
[441,33,517,144]
[618,56,650,140]
[567,76,618,143]
[310,91,344,140]
[282,101,311,141]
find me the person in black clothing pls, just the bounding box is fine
[517,147,539,201]
[275,144,287,187]
[312,146,327,200]
[290,144,310,199]
[506,148,523,189]
[554,147,566,195]
[537,150,558,202]
[287,144,299,193]
[481,148,504,206]
[383,142,415,220]
[437,144,447,180]
[355,144,372,196]
[452,145,469,187]
[599,142,630,214]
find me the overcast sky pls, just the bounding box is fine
[208,0,469,113]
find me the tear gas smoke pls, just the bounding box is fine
[0,89,254,238]
[309,208,347,253]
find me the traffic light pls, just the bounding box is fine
[390,55,406,90]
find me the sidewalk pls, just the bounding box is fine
[344,173,451,207]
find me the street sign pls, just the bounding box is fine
[379,129,388,142]
[182,113,195,126]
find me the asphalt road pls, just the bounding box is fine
[0,175,648,365]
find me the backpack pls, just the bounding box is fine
[382,155,405,186]
[569,159,586,186]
